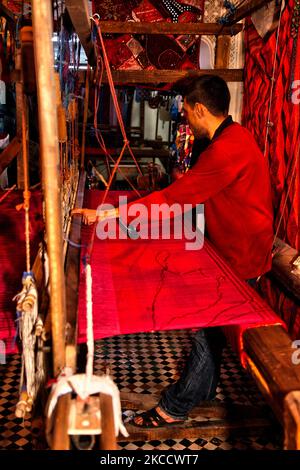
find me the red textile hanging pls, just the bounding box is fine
[242,1,300,338]
[0,190,44,353]
[77,190,284,364]
[242,1,300,250]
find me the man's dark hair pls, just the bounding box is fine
[173,73,231,116]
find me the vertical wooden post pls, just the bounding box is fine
[81,67,90,169]
[215,36,231,69]
[31,0,66,376]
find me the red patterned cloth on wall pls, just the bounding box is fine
[92,0,204,70]
[242,0,300,250]
[242,0,300,338]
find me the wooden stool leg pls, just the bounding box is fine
[99,393,117,450]
[52,393,71,450]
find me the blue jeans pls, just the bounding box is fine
[159,278,256,420]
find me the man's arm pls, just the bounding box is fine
[126,144,239,213]
[73,143,239,224]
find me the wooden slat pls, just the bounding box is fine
[243,325,300,421]
[121,417,272,442]
[98,21,243,36]
[65,0,96,65]
[227,0,275,25]
[271,238,300,301]
[0,136,22,175]
[85,147,169,159]
[102,69,243,84]
[120,392,272,442]
[284,391,300,450]
[121,392,270,420]
[65,170,86,369]
[8,66,243,86]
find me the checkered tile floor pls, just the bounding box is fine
[0,329,282,450]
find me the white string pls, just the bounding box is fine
[263,0,285,158]
[85,263,94,394]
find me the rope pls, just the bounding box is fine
[263,0,299,247]
[91,15,143,181]
[85,263,94,394]
[263,0,285,158]
[21,94,31,272]
[14,94,46,418]
[46,261,128,440]
[81,14,148,264]
[92,37,142,196]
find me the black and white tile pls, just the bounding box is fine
[0,329,282,450]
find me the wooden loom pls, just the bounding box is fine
[2,0,299,450]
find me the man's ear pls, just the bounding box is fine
[194,102,206,118]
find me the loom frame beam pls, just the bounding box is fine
[31,0,67,377]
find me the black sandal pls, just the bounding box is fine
[130,407,185,428]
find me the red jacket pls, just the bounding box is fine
[127,122,274,280]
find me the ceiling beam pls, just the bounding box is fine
[65,0,96,65]
[227,0,276,25]
[98,21,243,36]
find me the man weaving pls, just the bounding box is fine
[73,74,274,427]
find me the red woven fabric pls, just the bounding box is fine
[127,123,274,280]
[242,1,300,338]
[0,190,43,353]
[242,1,300,250]
[77,191,283,362]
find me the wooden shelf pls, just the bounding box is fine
[98,21,243,36]
[100,68,243,84]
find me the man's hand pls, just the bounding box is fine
[72,208,98,225]
[72,208,119,225]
